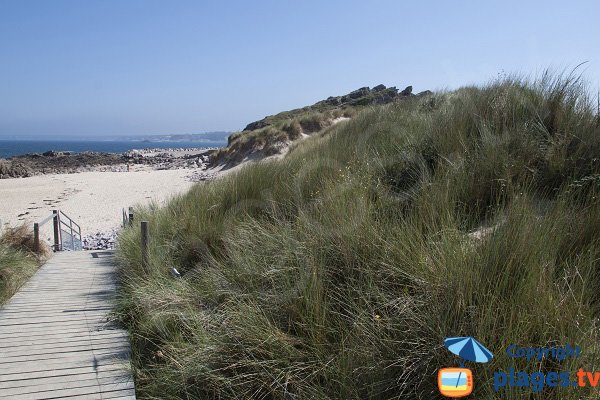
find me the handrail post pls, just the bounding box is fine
[69,219,75,251]
[128,207,134,227]
[52,210,60,252]
[33,223,40,253]
[141,221,149,273]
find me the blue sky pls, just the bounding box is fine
[0,1,598,138]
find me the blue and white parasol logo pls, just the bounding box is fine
[444,336,494,364]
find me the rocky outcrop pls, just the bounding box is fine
[243,120,269,132]
[0,148,214,179]
[125,148,211,170]
[2,152,126,178]
[242,83,429,132]
[349,87,370,99]
[0,160,34,178]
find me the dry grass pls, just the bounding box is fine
[0,224,50,303]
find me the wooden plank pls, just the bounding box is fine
[0,349,130,376]
[0,311,110,325]
[0,371,131,394]
[0,363,126,383]
[0,250,136,398]
[0,327,122,341]
[0,343,130,364]
[0,330,127,348]
[58,388,136,400]
[0,347,131,371]
[7,381,134,400]
[0,339,130,358]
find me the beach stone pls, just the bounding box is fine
[82,229,119,250]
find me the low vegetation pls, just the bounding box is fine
[0,224,49,303]
[117,73,600,399]
[211,84,425,166]
[211,108,355,165]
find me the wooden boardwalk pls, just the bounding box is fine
[0,250,136,399]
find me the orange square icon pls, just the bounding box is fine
[438,367,473,398]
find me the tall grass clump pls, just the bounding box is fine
[117,72,600,399]
[0,224,49,303]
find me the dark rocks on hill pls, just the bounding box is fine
[241,83,432,132]
[243,120,269,132]
[374,94,394,104]
[416,90,433,97]
[349,87,370,99]
[400,86,413,96]
[325,96,342,106]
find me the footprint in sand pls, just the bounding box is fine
[57,188,81,200]
[43,199,61,207]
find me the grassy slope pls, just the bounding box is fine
[117,74,600,399]
[211,85,420,166]
[0,225,46,303]
[212,107,357,165]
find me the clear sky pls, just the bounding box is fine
[0,0,598,138]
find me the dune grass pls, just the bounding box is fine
[0,224,49,303]
[212,110,342,165]
[117,73,600,399]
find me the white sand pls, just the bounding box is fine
[0,118,352,240]
[0,167,197,237]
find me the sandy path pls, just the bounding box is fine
[0,168,196,238]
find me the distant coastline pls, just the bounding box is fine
[0,132,230,159]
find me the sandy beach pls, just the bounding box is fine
[0,166,197,242]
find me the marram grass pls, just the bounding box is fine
[0,224,48,303]
[117,73,600,399]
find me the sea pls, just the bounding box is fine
[0,139,227,159]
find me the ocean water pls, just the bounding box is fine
[0,139,227,159]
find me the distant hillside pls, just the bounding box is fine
[211,84,431,165]
[135,131,230,145]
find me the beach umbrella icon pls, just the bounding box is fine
[444,336,493,364]
[440,336,493,396]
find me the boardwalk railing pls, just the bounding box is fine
[34,209,83,252]
[124,207,150,273]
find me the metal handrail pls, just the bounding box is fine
[33,209,83,252]
[58,210,81,232]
